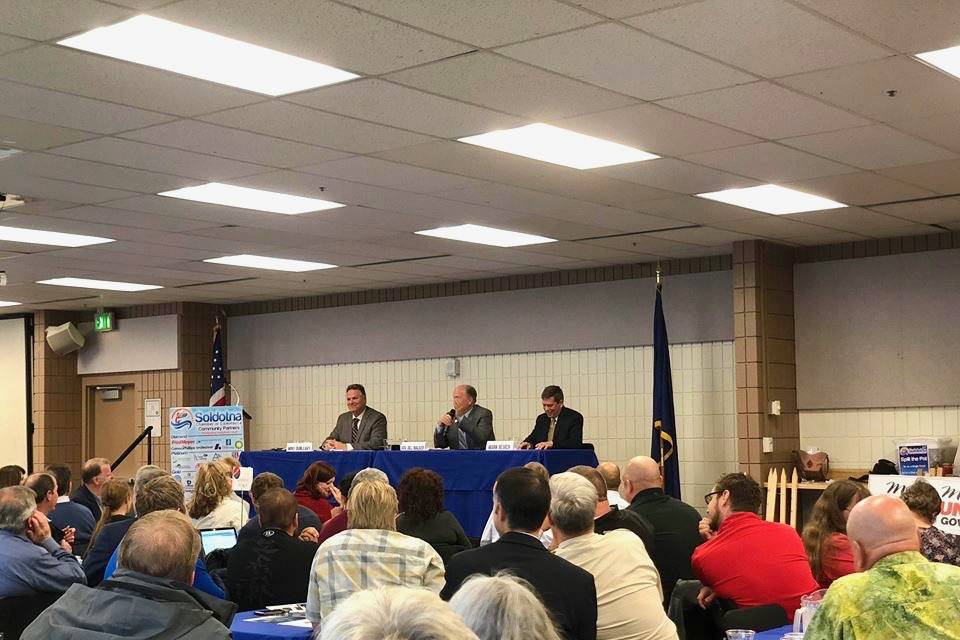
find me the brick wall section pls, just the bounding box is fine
[32,310,83,476]
[734,241,800,483]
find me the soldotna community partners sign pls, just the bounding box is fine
[170,405,245,495]
[869,474,960,535]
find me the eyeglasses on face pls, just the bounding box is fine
[703,490,720,505]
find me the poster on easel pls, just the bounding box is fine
[169,405,245,496]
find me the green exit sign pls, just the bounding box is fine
[95,311,115,332]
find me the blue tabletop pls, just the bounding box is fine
[230,611,312,639]
[754,624,794,639]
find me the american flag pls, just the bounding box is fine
[209,324,226,406]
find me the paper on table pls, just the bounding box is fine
[280,619,313,628]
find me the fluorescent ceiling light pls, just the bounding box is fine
[0,226,112,247]
[916,46,960,80]
[416,223,556,247]
[696,184,847,214]
[38,277,161,292]
[58,15,358,96]
[458,123,658,169]
[205,254,336,272]
[0,301,21,307]
[158,183,345,215]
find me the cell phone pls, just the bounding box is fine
[254,609,281,616]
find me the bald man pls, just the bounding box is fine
[804,495,960,639]
[620,456,702,604]
[434,384,494,450]
[596,462,629,509]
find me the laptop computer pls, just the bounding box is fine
[199,527,238,556]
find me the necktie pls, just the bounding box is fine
[546,416,557,442]
[351,417,360,443]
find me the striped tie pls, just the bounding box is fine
[351,417,360,444]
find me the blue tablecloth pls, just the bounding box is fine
[239,449,599,537]
[230,611,311,639]
[755,624,794,639]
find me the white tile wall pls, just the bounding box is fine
[231,341,737,510]
[800,407,960,470]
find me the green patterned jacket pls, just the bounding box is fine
[804,551,960,640]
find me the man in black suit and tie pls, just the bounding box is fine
[441,467,597,640]
[520,386,583,450]
[433,385,494,450]
[322,384,388,450]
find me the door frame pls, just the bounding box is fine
[81,375,138,466]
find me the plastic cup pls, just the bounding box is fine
[726,631,756,640]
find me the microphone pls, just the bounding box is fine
[447,409,456,418]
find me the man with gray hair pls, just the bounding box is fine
[0,485,85,599]
[550,472,678,640]
[23,510,235,639]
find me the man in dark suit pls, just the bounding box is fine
[322,384,388,450]
[434,384,494,450]
[520,385,583,450]
[45,463,96,557]
[441,467,596,640]
[70,458,112,522]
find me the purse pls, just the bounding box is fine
[792,450,830,481]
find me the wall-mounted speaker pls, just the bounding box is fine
[45,322,85,355]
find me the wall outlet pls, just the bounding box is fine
[762,437,774,453]
[769,400,782,416]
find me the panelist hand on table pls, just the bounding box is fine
[321,439,347,451]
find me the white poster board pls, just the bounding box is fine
[169,405,245,495]
[868,474,960,534]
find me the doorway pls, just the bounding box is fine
[87,385,138,480]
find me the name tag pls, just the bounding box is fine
[285,441,314,452]
[486,440,516,451]
[400,441,427,451]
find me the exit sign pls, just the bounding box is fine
[94,311,115,332]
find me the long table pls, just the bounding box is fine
[239,449,600,537]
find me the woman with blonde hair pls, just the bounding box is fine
[801,479,870,587]
[187,461,249,530]
[87,478,134,549]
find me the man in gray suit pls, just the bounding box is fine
[434,384,494,450]
[322,384,388,450]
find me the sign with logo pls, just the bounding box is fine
[169,405,245,495]
[897,443,930,476]
[869,474,960,535]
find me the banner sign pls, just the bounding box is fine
[169,405,245,495]
[869,474,960,535]
[897,443,929,476]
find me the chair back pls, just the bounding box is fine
[721,603,789,632]
[0,591,63,639]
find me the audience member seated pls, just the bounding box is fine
[803,495,960,640]
[318,586,479,640]
[902,479,960,566]
[481,461,552,547]
[227,488,319,610]
[551,472,678,640]
[0,465,26,488]
[23,510,235,639]
[802,479,870,587]
[397,467,471,564]
[24,472,75,553]
[188,461,249,531]
[306,479,444,625]
[442,467,596,640]
[597,462,630,509]
[87,478,133,551]
[0,485,85,599]
[317,470,370,544]
[693,473,818,622]
[45,463,96,557]
[450,574,563,640]
[237,472,322,543]
[295,460,340,523]
[70,457,112,522]
[569,464,655,554]
[621,455,702,604]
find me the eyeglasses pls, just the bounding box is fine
[704,491,720,505]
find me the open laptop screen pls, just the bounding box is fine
[199,527,237,556]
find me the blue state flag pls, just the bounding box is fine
[651,287,681,499]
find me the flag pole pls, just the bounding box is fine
[656,262,664,483]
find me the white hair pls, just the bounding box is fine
[0,486,36,534]
[319,587,478,640]
[351,467,388,491]
[548,472,597,536]
[449,574,562,640]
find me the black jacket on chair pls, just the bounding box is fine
[441,531,597,640]
[522,406,583,449]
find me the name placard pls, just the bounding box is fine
[285,441,314,452]
[486,440,516,451]
[400,441,427,451]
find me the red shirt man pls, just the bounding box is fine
[693,473,818,622]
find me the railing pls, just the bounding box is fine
[112,426,153,470]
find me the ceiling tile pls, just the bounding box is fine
[684,142,857,182]
[781,206,921,235]
[102,195,301,227]
[0,46,261,117]
[199,101,434,154]
[891,112,960,154]
[0,115,94,150]
[570,0,700,19]
[0,152,195,193]
[581,233,703,256]
[780,229,868,244]
[0,173,136,204]
[385,52,637,119]
[41,205,222,233]
[712,214,834,240]
[119,120,351,169]
[783,172,934,206]
[870,198,960,225]
[636,196,760,225]
[628,0,888,77]
[658,81,870,139]
[336,0,599,48]
[594,158,759,194]
[646,226,757,246]
[517,241,657,263]
[781,125,957,170]
[797,0,960,53]
[877,159,960,194]
[559,103,759,157]
[780,57,960,123]
[0,35,34,55]
[286,79,525,138]
[0,0,132,40]
[298,157,489,194]
[154,0,469,75]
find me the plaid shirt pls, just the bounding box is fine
[306,528,445,623]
